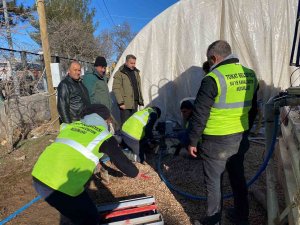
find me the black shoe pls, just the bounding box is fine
[194,213,221,225]
[194,220,203,225]
[225,208,249,225]
[225,208,236,222]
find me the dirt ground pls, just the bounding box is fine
[0,133,269,225]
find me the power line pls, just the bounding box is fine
[110,14,151,20]
[94,1,113,28]
[102,0,117,27]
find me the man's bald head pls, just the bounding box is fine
[68,61,81,80]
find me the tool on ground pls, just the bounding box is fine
[97,196,164,225]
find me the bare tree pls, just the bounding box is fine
[96,29,113,62]
[48,19,100,60]
[30,0,98,61]
[110,22,136,60]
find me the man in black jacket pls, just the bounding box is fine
[57,61,90,123]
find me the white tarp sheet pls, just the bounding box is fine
[108,0,299,122]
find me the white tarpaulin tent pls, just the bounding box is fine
[108,0,299,122]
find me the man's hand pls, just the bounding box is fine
[119,104,126,110]
[188,145,198,158]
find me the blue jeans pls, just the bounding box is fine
[177,130,189,147]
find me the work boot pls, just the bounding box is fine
[225,208,249,225]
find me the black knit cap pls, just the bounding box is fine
[180,100,194,110]
[152,106,161,118]
[82,104,110,120]
[94,56,107,67]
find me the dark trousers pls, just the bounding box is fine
[120,109,135,125]
[226,131,250,221]
[120,101,138,125]
[121,132,147,163]
[45,190,98,225]
[200,133,242,224]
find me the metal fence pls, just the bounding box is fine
[0,47,93,100]
[0,48,93,149]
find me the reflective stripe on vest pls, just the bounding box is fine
[203,63,258,135]
[133,114,147,126]
[86,130,111,153]
[31,121,111,196]
[213,69,253,108]
[122,108,155,140]
[55,129,110,165]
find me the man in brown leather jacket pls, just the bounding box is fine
[112,54,144,125]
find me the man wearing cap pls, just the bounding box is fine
[32,104,143,225]
[83,56,112,111]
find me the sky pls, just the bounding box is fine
[1,0,179,52]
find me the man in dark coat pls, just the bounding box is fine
[57,61,90,123]
[83,56,112,111]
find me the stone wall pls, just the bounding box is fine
[0,93,51,140]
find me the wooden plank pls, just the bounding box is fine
[282,106,300,148]
[280,123,300,187]
[278,137,299,225]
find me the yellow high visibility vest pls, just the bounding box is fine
[203,63,258,135]
[122,108,155,140]
[32,121,111,196]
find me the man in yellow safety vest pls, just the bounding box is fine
[121,106,161,164]
[32,104,143,225]
[189,40,258,225]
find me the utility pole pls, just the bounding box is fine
[36,0,60,130]
[2,0,19,95]
[2,0,13,50]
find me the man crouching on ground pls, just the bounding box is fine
[32,104,144,225]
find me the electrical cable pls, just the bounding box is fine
[290,67,300,86]
[0,196,41,225]
[102,0,117,27]
[110,15,151,20]
[0,116,280,223]
[280,107,292,125]
[156,115,279,200]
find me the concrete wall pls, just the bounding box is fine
[0,93,51,140]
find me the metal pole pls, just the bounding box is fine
[264,98,279,225]
[36,0,59,130]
